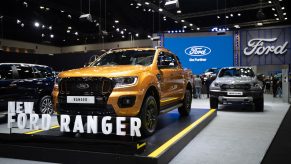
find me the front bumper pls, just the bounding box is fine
[210,90,263,104]
[53,89,145,117]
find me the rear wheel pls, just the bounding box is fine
[254,97,264,112]
[139,95,158,136]
[210,97,218,109]
[178,89,192,116]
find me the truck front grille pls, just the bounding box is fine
[220,84,251,90]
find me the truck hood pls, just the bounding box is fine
[58,65,149,78]
[215,76,257,85]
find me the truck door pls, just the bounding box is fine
[172,54,185,99]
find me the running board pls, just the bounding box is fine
[159,103,183,115]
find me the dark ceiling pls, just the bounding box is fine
[0,0,290,46]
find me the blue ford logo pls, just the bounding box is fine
[185,46,211,56]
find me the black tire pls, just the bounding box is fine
[178,89,192,116]
[254,97,264,112]
[38,95,54,114]
[210,97,218,109]
[139,95,158,136]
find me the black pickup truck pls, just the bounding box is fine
[0,63,55,117]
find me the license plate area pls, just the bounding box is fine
[227,91,243,96]
[67,96,95,104]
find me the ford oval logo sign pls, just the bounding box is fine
[185,46,212,56]
[77,83,90,90]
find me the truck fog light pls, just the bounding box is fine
[118,96,136,108]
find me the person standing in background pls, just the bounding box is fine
[194,75,202,99]
[272,75,278,98]
[205,75,213,98]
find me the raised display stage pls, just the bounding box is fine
[0,108,216,164]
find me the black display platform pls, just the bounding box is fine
[0,108,216,164]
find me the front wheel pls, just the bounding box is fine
[38,95,54,114]
[139,95,158,136]
[178,89,192,116]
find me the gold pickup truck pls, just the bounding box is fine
[52,47,193,136]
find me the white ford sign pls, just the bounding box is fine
[244,38,288,56]
[185,46,211,56]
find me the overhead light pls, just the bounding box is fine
[115,20,119,23]
[183,26,187,28]
[34,22,40,27]
[68,14,72,18]
[196,27,200,31]
[46,8,50,11]
[281,7,285,10]
[283,13,286,15]
[145,2,149,5]
[112,25,115,28]
[135,33,139,37]
[21,23,24,27]
[226,16,229,19]
[234,25,240,28]
[268,1,272,4]
[42,25,45,28]
[181,19,185,22]
[75,32,78,35]
[68,26,72,30]
[67,30,70,33]
[174,20,178,23]
[77,38,79,41]
[285,17,288,20]
[120,31,124,34]
[40,6,44,9]
[124,28,127,31]
[130,3,134,6]
[189,23,193,26]
[147,35,151,38]
[276,18,280,20]
[96,23,99,26]
[50,34,54,38]
[177,10,181,14]
[122,35,125,38]
[237,13,241,16]
[217,16,220,19]
[49,26,52,30]
[116,28,120,32]
[23,2,28,7]
[60,10,64,13]
[137,3,142,6]
[272,8,275,11]
[41,34,45,37]
[159,8,163,12]
[80,14,92,22]
[274,14,278,16]
[230,13,233,17]
[17,19,21,24]
[63,39,66,42]
[257,22,263,26]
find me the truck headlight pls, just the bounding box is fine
[54,77,62,88]
[251,82,262,90]
[210,82,220,90]
[113,77,138,88]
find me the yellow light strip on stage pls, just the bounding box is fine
[148,109,216,158]
[24,125,60,135]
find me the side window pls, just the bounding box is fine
[158,52,178,69]
[0,65,13,80]
[34,66,53,78]
[15,65,34,79]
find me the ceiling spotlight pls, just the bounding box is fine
[281,7,285,10]
[34,22,40,27]
[230,13,233,17]
[49,26,52,30]
[217,16,220,19]
[124,28,127,31]
[257,22,263,26]
[122,35,125,38]
[120,31,124,34]
[237,13,241,16]
[75,32,78,35]
[112,25,115,28]
[96,23,99,26]
[181,19,185,22]
[272,8,275,11]
[23,2,28,7]
[21,23,24,27]
[276,18,280,20]
[17,19,21,24]
[197,27,200,31]
[116,28,120,32]
[50,34,54,38]
[147,35,151,38]
[177,10,182,14]
[137,3,142,6]
[174,20,178,23]
[63,39,66,42]
[268,1,272,4]
[145,2,150,5]
[135,33,139,37]
[115,20,119,24]
[283,13,286,15]
[41,33,45,37]
[60,10,64,13]
[40,6,44,9]
[68,14,72,18]
[77,38,79,41]
[130,3,134,6]
[159,8,163,12]
[274,14,277,17]
[234,25,240,28]
[67,30,70,33]
[68,26,72,30]
[285,17,288,20]
[183,26,187,28]
[226,16,229,19]
[189,23,193,26]
[42,25,45,28]
[45,8,50,11]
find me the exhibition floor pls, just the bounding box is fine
[0,94,290,164]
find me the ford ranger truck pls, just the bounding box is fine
[209,67,264,111]
[52,47,193,136]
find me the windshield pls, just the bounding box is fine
[218,68,255,77]
[205,68,219,73]
[91,50,155,66]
